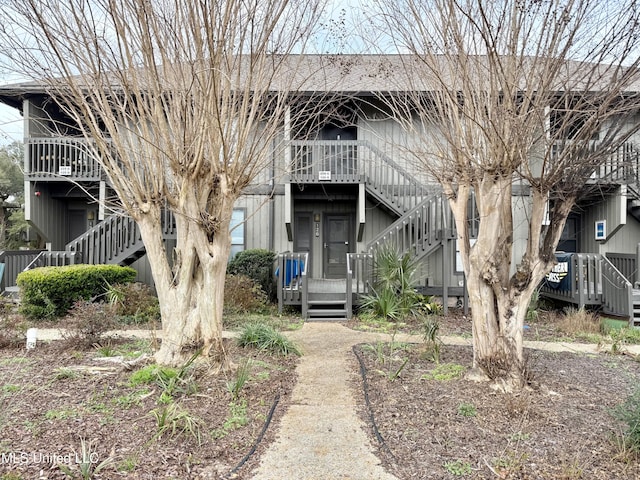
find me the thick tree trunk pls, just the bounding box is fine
[153,252,228,369]
[453,176,534,389]
[466,273,529,389]
[451,179,570,390]
[135,207,230,370]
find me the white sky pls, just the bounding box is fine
[0,1,364,146]
[0,102,23,145]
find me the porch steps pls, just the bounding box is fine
[306,299,348,319]
[305,288,349,320]
[632,292,640,328]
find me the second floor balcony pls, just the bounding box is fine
[25,136,640,189]
[26,137,104,181]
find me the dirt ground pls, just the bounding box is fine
[1,308,640,479]
[353,311,640,479]
[0,338,297,480]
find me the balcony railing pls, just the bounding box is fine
[550,141,639,184]
[290,140,431,213]
[26,137,105,181]
[290,140,359,183]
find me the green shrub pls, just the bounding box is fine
[237,322,301,356]
[17,264,136,320]
[227,249,276,301]
[106,282,160,324]
[224,274,269,314]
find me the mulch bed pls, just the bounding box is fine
[0,338,296,479]
[353,340,640,479]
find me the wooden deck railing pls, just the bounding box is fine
[346,253,373,318]
[540,253,602,306]
[0,250,42,292]
[290,140,431,214]
[539,252,634,318]
[276,252,308,313]
[26,137,105,181]
[0,250,78,293]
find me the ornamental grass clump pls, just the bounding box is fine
[612,387,640,452]
[237,322,301,356]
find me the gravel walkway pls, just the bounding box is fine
[250,322,400,480]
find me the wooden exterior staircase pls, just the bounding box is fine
[65,210,175,266]
[283,140,458,319]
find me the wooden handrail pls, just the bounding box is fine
[606,252,636,287]
[346,253,373,319]
[65,210,175,266]
[66,214,141,265]
[600,255,633,320]
[289,140,432,215]
[276,251,308,313]
[26,137,106,180]
[366,193,453,258]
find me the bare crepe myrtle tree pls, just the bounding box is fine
[0,0,328,368]
[371,0,640,388]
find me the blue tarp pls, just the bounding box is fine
[275,259,304,287]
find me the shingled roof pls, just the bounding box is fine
[1,54,638,110]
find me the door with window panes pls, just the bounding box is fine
[323,214,352,278]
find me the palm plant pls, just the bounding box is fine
[361,244,421,321]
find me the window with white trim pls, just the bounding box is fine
[229,208,246,259]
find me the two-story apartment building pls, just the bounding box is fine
[1,55,640,322]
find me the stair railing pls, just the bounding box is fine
[366,193,453,259]
[601,254,634,320]
[551,140,639,185]
[65,209,176,266]
[66,213,141,265]
[346,253,373,319]
[289,140,433,215]
[358,142,432,214]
